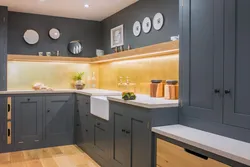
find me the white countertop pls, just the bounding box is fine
[152,125,250,166]
[0,89,121,96]
[108,94,178,109]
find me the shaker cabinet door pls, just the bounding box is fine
[45,95,74,146]
[15,96,43,150]
[110,103,129,167]
[224,0,250,129]
[180,0,224,122]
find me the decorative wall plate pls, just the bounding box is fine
[68,40,83,55]
[133,21,141,37]
[49,28,60,40]
[153,13,164,31]
[23,29,39,45]
[142,17,152,34]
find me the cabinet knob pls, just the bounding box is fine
[85,114,88,117]
[225,90,231,94]
[214,89,220,94]
[97,123,100,126]
[125,130,130,134]
[27,98,30,101]
[77,110,79,113]
[76,124,80,127]
[47,109,50,113]
[121,129,125,132]
[85,129,88,132]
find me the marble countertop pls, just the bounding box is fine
[108,94,178,109]
[0,89,121,96]
[152,125,250,166]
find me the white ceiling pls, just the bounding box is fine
[0,0,138,21]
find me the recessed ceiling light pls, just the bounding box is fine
[84,4,90,8]
[40,0,46,2]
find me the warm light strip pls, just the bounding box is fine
[92,49,179,63]
[111,54,179,65]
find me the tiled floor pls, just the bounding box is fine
[0,145,100,167]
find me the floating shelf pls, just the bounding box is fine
[8,40,179,64]
[8,55,92,63]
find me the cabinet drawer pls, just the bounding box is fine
[157,139,229,167]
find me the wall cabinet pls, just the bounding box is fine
[45,95,74,146]
[15,96,43,150]
[180,0,250,130]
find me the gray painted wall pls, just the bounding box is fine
[8,12,102,57]
[101,0,179,54]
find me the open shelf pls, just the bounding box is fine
[8,40,179,64]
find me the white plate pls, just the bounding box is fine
[49,28,60,40]
[23,29,39,45]
[133,21,141,37]
[153,13,164,31]
[142,17,152,34]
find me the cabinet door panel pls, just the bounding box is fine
[15,96,43,149]
[45,95,74,145]
[224,0,250,129]
[110,103,129,167]
[129,118,151,167]
[180,0,224,122]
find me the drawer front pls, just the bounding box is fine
[157,139,230,167]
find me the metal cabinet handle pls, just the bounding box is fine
[225,90,231,94]
[214,89,220,94]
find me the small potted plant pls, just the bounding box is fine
[73,72,85,90]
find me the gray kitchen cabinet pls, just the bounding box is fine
[15,96,43,150]
[110,102,130,167]
[45,94,74,146]
[0,6,7,91]
[180,0,224,122]
[110,101,178,167]
[223,0,250,129]
[93,117,110,164]
[75,95,95,153]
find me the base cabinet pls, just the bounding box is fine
[156,139,229,167]
[110,102,152,167]
[15,96,43,150]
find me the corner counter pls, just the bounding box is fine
[107,94,178,109]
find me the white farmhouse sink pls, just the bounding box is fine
[90,96,109,121]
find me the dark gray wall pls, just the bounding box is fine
[101,0,179,54]
[8,12,102,57]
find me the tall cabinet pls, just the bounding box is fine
[180,0,250,141]
[223,0,250,129]
[0,6,8,153]
[180,0,224,122]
